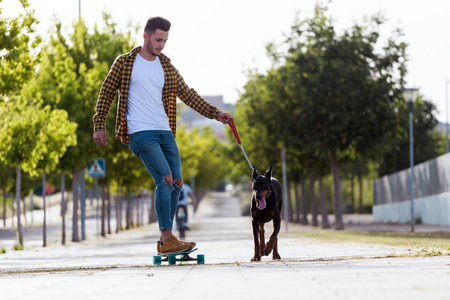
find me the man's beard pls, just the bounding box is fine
[147,43,159,56]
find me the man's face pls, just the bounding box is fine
[144,29,168,57]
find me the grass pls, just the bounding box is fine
[297,230,450,256]
[0,246,6,254]
[12,243,24,251]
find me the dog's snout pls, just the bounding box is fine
[255,194,262,200]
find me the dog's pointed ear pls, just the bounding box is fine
[252,169,259,180]
[265,166,272,181]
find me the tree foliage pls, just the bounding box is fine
[0,0,41,96]
[232,4,429,229]
[0,99,77,176]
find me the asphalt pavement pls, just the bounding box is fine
[1,192,450,300]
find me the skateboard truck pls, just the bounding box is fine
[153,248,205,265]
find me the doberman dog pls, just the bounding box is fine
[250,167,282,261]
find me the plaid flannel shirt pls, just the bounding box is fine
[93,46,221,144]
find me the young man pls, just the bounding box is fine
[93,17,232,255]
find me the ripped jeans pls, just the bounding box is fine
[129,130,182,231]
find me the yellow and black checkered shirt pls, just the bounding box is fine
[93,46,221,144]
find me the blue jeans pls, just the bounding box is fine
[129,130,182,231]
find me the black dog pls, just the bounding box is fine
[250,167,282,261]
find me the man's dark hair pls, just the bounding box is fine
[145,17,171,35]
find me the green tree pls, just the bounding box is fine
[234,4,409,230]
[378,97,446,176]
[0,99,76,246]
[0,161,14,226]
[0,0,40,97]
[23,15,137,242]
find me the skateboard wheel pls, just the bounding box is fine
[168,255,177,265]
[197,254,205,264]
[153,256,162,265]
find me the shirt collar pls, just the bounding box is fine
[128,46,170,63]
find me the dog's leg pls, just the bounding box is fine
[264,215,281,256]
[251,219,261,261]
[259,223,266,256]
[272,238,281,260]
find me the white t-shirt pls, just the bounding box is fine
[126,54,171,134]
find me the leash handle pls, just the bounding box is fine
[228,118,242,145]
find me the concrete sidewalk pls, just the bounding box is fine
[1,192,449,300]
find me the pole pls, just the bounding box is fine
[43,169,47,247]
[446,79,450,226]
[79,170,86,241]
[78,0,81,18]
[281,147,289,232]
[446,78,449,153]
[95,177,99,238]
[408,101,415,233]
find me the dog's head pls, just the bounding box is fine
[252,167,272,210]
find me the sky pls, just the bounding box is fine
[3,0,450,122]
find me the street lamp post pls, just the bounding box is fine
[403,88,419,233]
[446,78,450,153]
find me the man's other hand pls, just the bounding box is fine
[93,130,107,146]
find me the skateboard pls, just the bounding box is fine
[153,248,205,265]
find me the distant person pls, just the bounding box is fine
[93,17,233,255]
[177,184,194,230]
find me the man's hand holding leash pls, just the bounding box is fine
[217,111,233,125]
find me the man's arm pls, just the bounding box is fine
[93,55,123,146]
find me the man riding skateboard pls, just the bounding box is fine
[93,17,232,255]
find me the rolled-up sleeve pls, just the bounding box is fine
[93,56,123,132]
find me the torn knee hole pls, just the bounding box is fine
[174,178,183,188]
[164,174,173,186]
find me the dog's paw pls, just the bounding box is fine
[272,253,281,260]
[251,256,261,262]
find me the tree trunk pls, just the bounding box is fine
[3,187,7,227]
[300,173,308,225]
[61,171,66,245]
[358,174,363,214]
[286,179,294,222]
[107,185,111,234]
[350,175,355,213]
[138,194,142,227]
[115,188,122,233]
[330,152,344,230]
[43,169,47,247]
[126,194,131,230]
[15,167,23,246]
[101,180,106,237]
[294,174,301,223]
[149,192,157,223]
[11,192,15,226]
[72,169,80,242]
[309,174,318,227]
[318,176,330,229]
